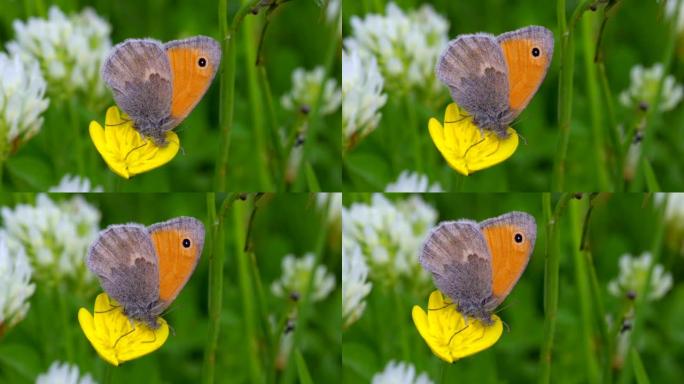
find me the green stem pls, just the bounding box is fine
[234,199,262,383]
[580,14,610,190]
[539,192,573,383]
[393,286,410,361]
[570,201,600,384]
[102,363,112,384]
[258,66,285,183]
[56,283,74,362]
[406,93,423,172]
[598,62,623,189]
[215,0,263,191]
[68,98,85,176]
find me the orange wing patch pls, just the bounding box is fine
[499,38,549,111]
[166,47,216,120]
[481,224,533,300]
[150,228,201,303]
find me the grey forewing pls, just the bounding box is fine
[420,220,492,303]
[102,39,173,130]
[87,224,159,308]
[436,34,510,132]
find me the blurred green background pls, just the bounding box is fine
[0,0,341,191]
[0,193,341,383]
[342,0,684,192]
[343,193,684,383]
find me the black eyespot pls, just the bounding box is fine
[182,238,191,248]
[198,57,207,67]
[531,47,540,57]
[514,233,523,243]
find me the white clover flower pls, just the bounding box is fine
[619,63,683,112]
[271,253,336,302]
[0,231,35,332]
[2,194,100,285]
[342,46,387,150]
[343,194,437,283]
[0,52,49,157]
[49,174,104,192]
[8,6,112,101]
[36,361,96,384]
[372,360,434,384]
[345,2,449,97]
[316,193,342,223]
[608,252,673,301]
[385,171,443,192]
[281,66,341,116]
[342,242,372,328]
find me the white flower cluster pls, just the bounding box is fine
[0,52,49,155]
[342,242,372,328]
[372,360,434,384]
[1,194,100,285]
[343,194,437,283]
[385,170,443,192]
[49,174,104,192]
[0,231,35,331]
[608,252,673,301]
[7,6,112,100]
[342,47,387,150]
[345,3,449,97]
[271,253,336,302]
[281,66,341,116]
[36,361,96,384]
[619,63,683,112]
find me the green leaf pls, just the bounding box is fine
[0,343,42,381]
[5,155,54,191]
[642,159,661,192]
[342,342,378,381]
[631,348,651,384]
[294,348,313,384]
[305,162,321,192]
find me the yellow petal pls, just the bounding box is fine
[89,106,180,179]
[79,293,169,366]
[412,290,503,363]
[428,103,519,176]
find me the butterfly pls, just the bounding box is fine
[102,36,221,146]
[420,211,536,325]
[87,216,205,328]
[436,26,554,138]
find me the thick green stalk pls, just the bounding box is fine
[580,15,610,190]
[570,202,600,384]
[406,93,423,172]
[234,199,262,383]
[68,99,85,176]
[539,193,573,384]
[215,0,263,191]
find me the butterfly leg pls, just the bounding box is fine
[95,295,121,314]
[113,323,136,348]
[447,324,470,346]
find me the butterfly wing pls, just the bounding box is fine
[101,39,173,129]
[87,224,160,309]
[436,34,511,132]
[479,211,536,306]
[164,36,221,128]
[148,216,205,311]
[420,220,492,305]
[496,26,554,115]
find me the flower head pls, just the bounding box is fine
[372,360,433,384]
[89,106,179,179]
[429,103,519,176]
[0,52,49,159]
[281,66,341,115]
[0,231,35,335]
[271,253,336,302]
[78,293,169,366]
[385,170,443,192]
[49,174,104,192]
[412,290,503,363]
[342,243,372,328]
[619,63,683,112]
[1,194,100,286]
[343,194,436,284]
[36,361,96,384]
[342,46,387,151]
[608,252,673,301]
[8,6,111,102]
[345,2,448,98]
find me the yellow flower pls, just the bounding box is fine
[89,106,179,179]
[428,103,518,176]
[412,290,503,363]
[78,293,169,366]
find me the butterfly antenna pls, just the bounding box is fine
[444,114,469,125]
[502,319,511,333]
[95,295,121,313]
[105,117,133,127]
